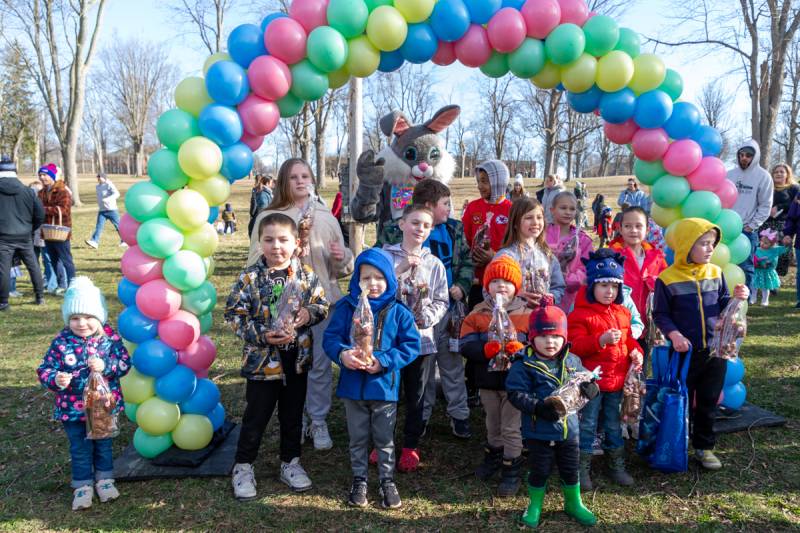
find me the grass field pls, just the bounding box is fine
[0,174,798,531]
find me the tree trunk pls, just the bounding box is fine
[132,138,143,177]
[314,133,326,189]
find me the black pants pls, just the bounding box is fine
[0,239,44,304]
[683,348,726,450]
[402,354,432,449]
[526,437,580,487]
[235,373,308,464]
[464,283,485,397]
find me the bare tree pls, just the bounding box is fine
[561,107,600,180]
[309,89,345,188]
[697,78,735,158]
[166,0,234,55]
[477,75,518,159]
[521,83,563,178]
[0,45,36,162]
[775,37,800,167]
[83,77,109,175]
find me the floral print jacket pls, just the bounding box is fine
[37,325,131,422]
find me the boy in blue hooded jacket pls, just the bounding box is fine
[323,248,420,510]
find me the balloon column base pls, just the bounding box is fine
[114,421,238,481]
[713,403,786,435]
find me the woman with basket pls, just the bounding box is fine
[38,166,75,293]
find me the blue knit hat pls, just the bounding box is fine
[38,166,57,180]
[62,276,107,325]
[582,249,625,304]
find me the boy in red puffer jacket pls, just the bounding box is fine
[568,249,643,491]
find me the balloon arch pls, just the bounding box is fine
[116,0,749,457]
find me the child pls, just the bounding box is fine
[568,249,643,489]
[597,206,613,248]
[496,196,566,307]
[37,277,130,510]
[382,204,449,471]
[783,193,800,307]
[546,191,594,313]
[222,203,237,234]
[225,213,329,499]
[460,256,531,497]
[750,229,787,306]
[653,218,749,470]
[323,248,420,509]
[612,203,629,240]
[506,304,599,528]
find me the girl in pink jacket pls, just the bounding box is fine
[546,192,594,312]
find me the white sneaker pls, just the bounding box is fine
[95,479,119,502]
[280,457,312,492]
[85,239,98,249]
[308,421,333,450]
[232,463,257,500]
[72,485,93,511]
[9,291,22,298]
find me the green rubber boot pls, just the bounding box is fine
[562,483,596,526]
[520,484,546,528]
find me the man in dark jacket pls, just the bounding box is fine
[0,159,45,310]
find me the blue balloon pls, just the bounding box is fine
[633,90,673,129]
[691,125,723,157]
[566,85,603,113]
[665,246,674,266]
[724,357,746,387]
[220,142,254,181]
[502,0,525,7]
[261,12,287,33]
[378,50,404,73]
[228,24,267,68]
[599,88,636,124]
[664,101,701,140]
[179,378,221,415]
[464,0,501,24]
[207,205,219,224]
[133,339,178,378]
[400,23,438,64]
[155,364,197,403]
[118,306,158,344]
[198,104,243,147]
[207,402,226,432]
[205,61,250,106]
[430,0,471,42]
[117,278,139,308]
[721,381,746,410]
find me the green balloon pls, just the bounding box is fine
[328,0,369,38]
[148,149,190,191]
[124,181,169,223]
[658,68,683,101]
[681,190,722,222]
[728,232,752,264]
[137,218,185,259]
[714,209,744,244]
[480,52,509,78]
[133,427,173,459]
[307,26,349,73]
[508,38,545,79]
[181,281,217,316]
[651,174,690,208]
[290,60,330,101]
[198,312,213,334]
[163,250,207,291]
[365,0,391,11]
[614,27,640,58]
[634,159,666,186]
[156,109,200,151]
[125,402,139,424]
[582,15,619,57]
[545,23,585,65]
[278,92,304,118]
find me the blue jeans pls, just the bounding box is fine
[44,240,76,286]
[62,421,114,488]
[35,246,60,290]
[579,390,624,453]
[739,229,758,288]
[90,210,121,243]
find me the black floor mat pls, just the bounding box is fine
[713,403,787,434]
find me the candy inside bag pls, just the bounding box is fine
[296,186,316,259]
[545,366,602,421]
[709,297,747,360]
[84,361,119,440]
[447,300,467,352]
[472,212,493,253]
[645,293,667,349]
[398,264,429,324]
[621,365,646,425]
[350,281,375,366]
[271,277,303,338]
[486,294,523,372]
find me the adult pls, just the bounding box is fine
[248,174,274,238]
[38,164,76,295]
[617,178,650,212]
[247,158,354,451]
[759,163,798,276]
[536,174,565,224]
[726,140,774,287]
[0,159,45,310]
[85,173,124,249]
[507,174,528,201]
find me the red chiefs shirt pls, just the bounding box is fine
[461,197,512,284]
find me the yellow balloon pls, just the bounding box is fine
[663,220,681,250]
[167,189,211,231]
[629,53,666,95]
[182,222,219,257]
[204,256,216,277]
[328,66,351,89]
[136,397,180,436]
[531,61,561,89]
[203,52,232,75]
[366,6,408,52]
[188,175,232,206]
[120,368,155,404]
[394,0,434,23]
[175,77,213,117]
[596,50,634,92]
[560,53,597,93]
[178,137,223,180]
[346,36,380,78]
[171,414,214,451]
[711,242,731,267]
[650,203,682,229]
[722,263,745,287]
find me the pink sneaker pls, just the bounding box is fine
[397,448,420,472]
[369,448,378,465]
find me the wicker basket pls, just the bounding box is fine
[41,207,70,242]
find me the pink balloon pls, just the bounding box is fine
[455,24,492,68]
[265,17,307,65]
[121,245,164,286]
[603,119,639,145]
[487,8,527,53]
[248,55,291,101]
[240,131,266,151]
[663,139,702,176]
[238,95,280,136]
[289,0,329,33]
[158,310,201,351]
[195,368,209,379]
[687,156,727,192]
[631,128,669,162]
[432,41,457,66]
[136,279,181,321]
[521,0,560,39]
[178,335,217,372]
[119,213,140,246]
[716,178,739,209]
[558,0,589,25]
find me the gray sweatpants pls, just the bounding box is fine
[342,399,397,481]
[306,315,333,423]
[422,311,470,421]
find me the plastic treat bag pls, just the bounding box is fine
[84,360,119,439]
[485,294,524,372]
[556,231,579,275]
[646,293,667,348]
[398,265,429,324]
[621,365,646,426]
[296,186,316,259]
[350,282,375,365]
[709,298,747,360]
[472,212,493,253]
[544,366,602,421]
[447,300,467,352]
[271,278,303,338]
